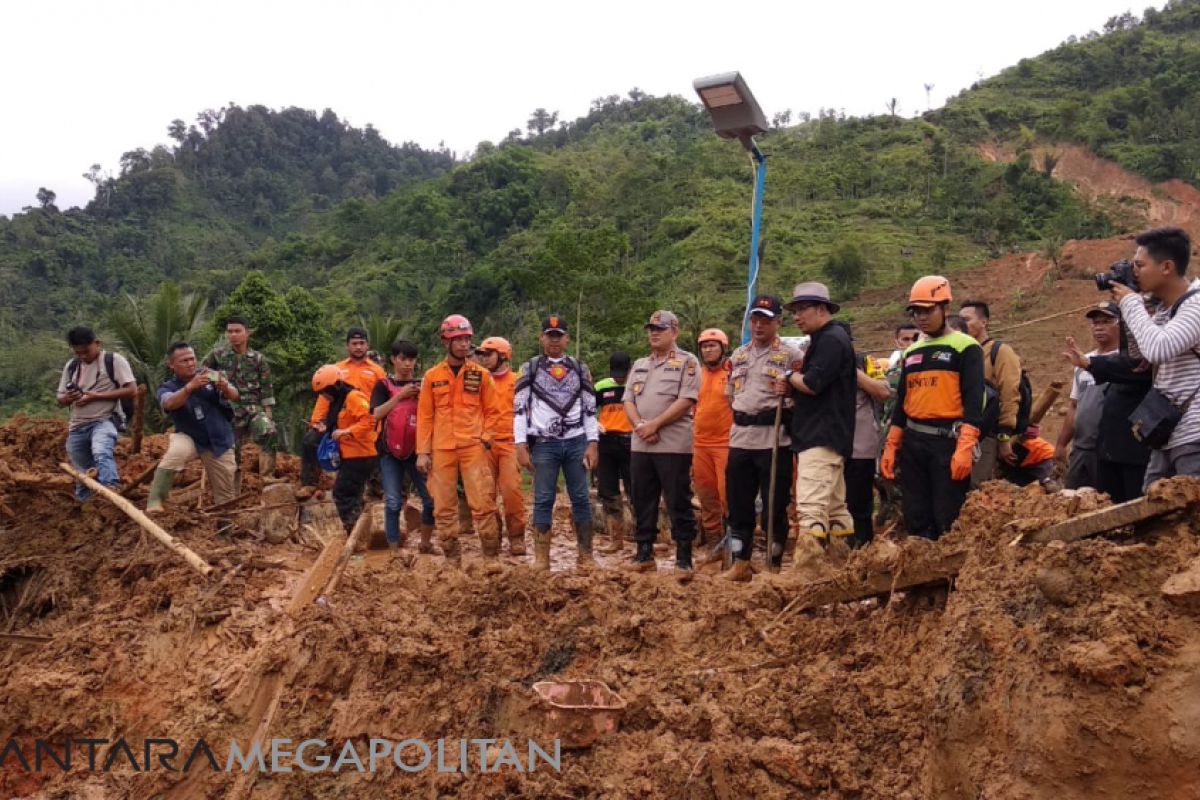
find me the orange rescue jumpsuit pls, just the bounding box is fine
[416,359,502,544]
[692,360,732,539]
[487,367,526,541]
[310,357,386,425]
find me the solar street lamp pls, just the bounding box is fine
[694,72,769,345]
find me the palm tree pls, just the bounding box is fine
[107,282,208,429]
[359,313,408,361]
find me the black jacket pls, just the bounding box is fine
[1085,354,1153,466]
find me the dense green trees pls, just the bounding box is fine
[3,4,1198,435]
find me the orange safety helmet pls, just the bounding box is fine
[476,336,512,360]
[908,275,952,308]
[312,364,346,393]
[697,328,729,349]
[440,314,474,340]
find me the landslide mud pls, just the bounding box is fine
[2,417,1199,798]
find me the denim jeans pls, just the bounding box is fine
[379,453,435,545]
[65,419,120,501]
[530,434,591,527]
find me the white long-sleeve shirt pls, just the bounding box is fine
[1120,278,1200,448]
[513,357,599,443]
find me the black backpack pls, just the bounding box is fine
[67,351,136,431]
[981,340,1033,436]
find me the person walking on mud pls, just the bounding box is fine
[623,310,702,580]
[880,277,985,540]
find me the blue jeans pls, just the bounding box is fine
[65,419,120,501]
[531,435,591,527]
[379,453,435,545]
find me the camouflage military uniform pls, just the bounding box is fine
[202,345,277,458]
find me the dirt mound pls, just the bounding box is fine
[2,418,1199,798]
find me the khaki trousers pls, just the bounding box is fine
[794,446,852,536]
[160,433,238,505]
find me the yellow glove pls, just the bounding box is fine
[880,426,903,480]
[950,424,981,481]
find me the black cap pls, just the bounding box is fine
[346,326,369,342]
[542,314,568,334]
[1086,301,1121,319]
[609,351,631,377]
[748,294,783,318]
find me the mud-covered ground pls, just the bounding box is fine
[2,416,1200,799]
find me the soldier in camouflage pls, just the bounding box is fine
[203,315,278,480]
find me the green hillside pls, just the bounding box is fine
[3,0,1198,441]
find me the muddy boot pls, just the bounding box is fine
[258,450,277,477]
[508,525,527,557]
[622,541,656,573]
[826,532,852,566]
[533,524,552,571]
[600,513,626,553]
[145,468,176,513]
[576,520,597,571]
[792,531,832,582]
[441,538,462,566]
[767,541,786,574]
[723,558,754,582]
[480,532,501,559]
[417,523,437,555]
[674,540,694,583]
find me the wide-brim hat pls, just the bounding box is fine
[784,282,840,314]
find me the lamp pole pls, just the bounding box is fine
[741,141,766,346]
[693,72,770,346]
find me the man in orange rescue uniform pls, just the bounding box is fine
[880,276,985,540]
[415,315,503,564]
[693,328,732,547]
[475,336,526,556]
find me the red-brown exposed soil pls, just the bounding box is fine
[2,416,1200,799]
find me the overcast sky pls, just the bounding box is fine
[0,0,1144,216]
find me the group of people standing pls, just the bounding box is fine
[55,227,1200,582]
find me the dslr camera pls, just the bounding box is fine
[1094,259,1139,291]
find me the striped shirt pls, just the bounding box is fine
[1119,278,1200,448]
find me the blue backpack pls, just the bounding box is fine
[317,432,342,471]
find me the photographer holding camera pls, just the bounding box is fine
[1086,227,1200,487]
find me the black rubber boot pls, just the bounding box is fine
[621,540,656,573]
[675,540,694,583]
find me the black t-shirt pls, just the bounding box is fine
[789,321,857,457]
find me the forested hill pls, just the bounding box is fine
[2,0,1199,436]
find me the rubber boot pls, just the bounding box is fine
[441,538,462,566]
[674,540,694,583]
[533,524,552,572]
[145,468,176,513]
[599,513,625,553]
[480,531,501,559]
[418,523,437,555]
[576,520,597,571]
[767,541,786,574]
[508,525,527,557]
[723,559,754,582]
[258,450,277,477]
[622,541,656,573]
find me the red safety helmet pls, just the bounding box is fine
[312,364,346,393]
[439,314,474,341]
[697,328,729,349]
[476,336,512,360]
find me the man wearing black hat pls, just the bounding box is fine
[594,352,634,552]
[513,314,600,571]
[722,295,803,581]
[1061,302,1152,502]
[783,283,857,567]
